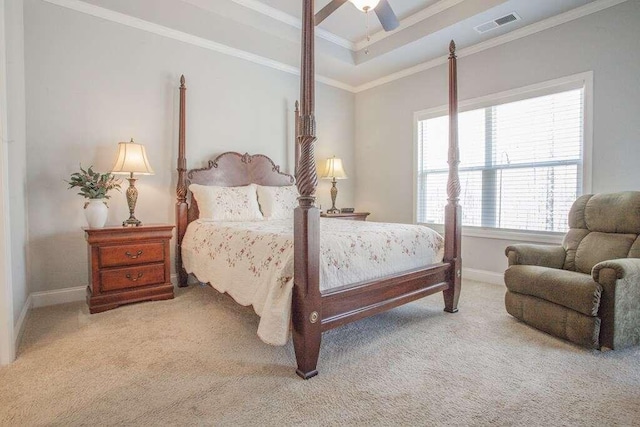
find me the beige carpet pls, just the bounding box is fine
[1,280,639,426]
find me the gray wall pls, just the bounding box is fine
[355,1,640,275]
[24,0,355,293]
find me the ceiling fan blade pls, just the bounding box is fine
[374,0,400,31]
[315,0,349,25]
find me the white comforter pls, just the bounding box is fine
[182,218,444,345]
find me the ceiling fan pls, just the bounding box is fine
[315,0,400,32]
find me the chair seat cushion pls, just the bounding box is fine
[505,265,602,316]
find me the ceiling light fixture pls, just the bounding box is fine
[350,0,381,55]
[350,0,380,12]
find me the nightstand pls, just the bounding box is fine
[85,224,175,313]
[320,212,370,221]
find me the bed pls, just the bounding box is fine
[175,1,461,379]
[182,216,444,346]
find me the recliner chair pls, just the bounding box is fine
[504,191,640,349]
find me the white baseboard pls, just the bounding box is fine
[13,294,32,351]
[9,274,175,354]
[30,274,180,309]
[19,270,499,327]
[463,267,504,286]
[26,270,496,307]
[31,286,86,308]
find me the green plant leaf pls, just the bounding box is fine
[67,164,122,199]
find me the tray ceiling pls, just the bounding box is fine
[62,0,619,90]
[265,0,442,43]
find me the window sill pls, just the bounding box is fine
[419,223,564,245]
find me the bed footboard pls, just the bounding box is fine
[322,264,450,331]
[174,0,461,379]
[291,0,461,379]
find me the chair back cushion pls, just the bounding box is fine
[563,192,640,273]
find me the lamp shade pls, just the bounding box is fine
[321,156,348,180]
[111,139,154,175]
[350,0,380,12]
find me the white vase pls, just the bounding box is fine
[84,199,108,228]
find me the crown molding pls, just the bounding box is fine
[41,0,358,92]
[230,0,466,54]
[228,0,356,50]
[354,0,630,92]
[354,0,465,51]
[40,0,630,94]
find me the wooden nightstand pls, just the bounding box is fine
[85,224,175,313]
[321,212,370,221]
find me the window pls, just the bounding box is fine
[416,76,590,234]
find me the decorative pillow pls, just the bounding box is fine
[189,184,263,221]
[256,185,299,220]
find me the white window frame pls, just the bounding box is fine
[413,71,593,244]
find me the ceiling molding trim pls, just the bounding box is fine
[41,0,358,92]
[354,0,630,92]
[228,0,356,50]
[354,0,466,50]
[39,0,629,94]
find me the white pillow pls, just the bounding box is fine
[189,184,263,221]
[256,185,299,220]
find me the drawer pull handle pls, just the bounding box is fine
[126,272,144,282]
[125,250,143,259]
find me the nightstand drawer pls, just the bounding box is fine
[100,264,166,292]
[99,242,164,268]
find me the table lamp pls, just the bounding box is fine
[321,156,348,214]
[111,138,154,226]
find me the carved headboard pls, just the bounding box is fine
[186,151,295,224]
[175,76,296,287]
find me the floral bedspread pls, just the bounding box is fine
[182,219,444,345]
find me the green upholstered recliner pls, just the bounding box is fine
[504,191,640,349]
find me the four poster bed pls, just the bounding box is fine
[175,1,461,379]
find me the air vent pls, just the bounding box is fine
[474,13,521,34]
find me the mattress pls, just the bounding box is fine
[182,218,444,345]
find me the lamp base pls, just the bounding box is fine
[122,217,142,227]
[122,175,142,227]
[326,178,340,214]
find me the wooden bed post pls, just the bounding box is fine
[443,41,462,312]
[292,0,321,380]
[176,75,189,287]
[294,100,301,178]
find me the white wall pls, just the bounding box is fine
[6,0,27,330]
[355,1,640,276]
[0,0,14,365]
[0,0,27,364]
[24,0,355,293]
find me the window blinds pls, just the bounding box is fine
[417,88,584,233]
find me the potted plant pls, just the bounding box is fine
[67,165,121,228]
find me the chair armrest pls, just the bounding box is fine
[592,258,640,349]
[592,258,640,282]
[505,244,566,268]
